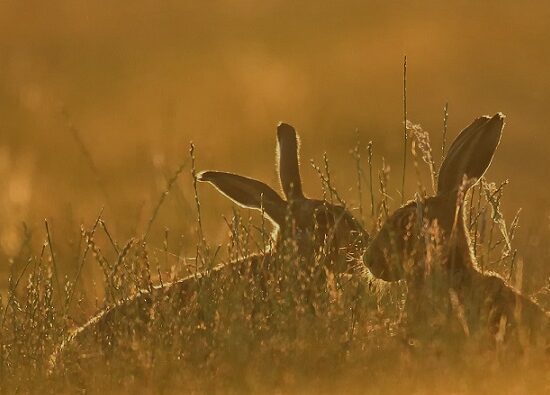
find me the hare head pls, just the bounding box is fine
[365,113,505,283]
[198,122,367,272]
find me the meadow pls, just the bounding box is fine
[1,1,550,394]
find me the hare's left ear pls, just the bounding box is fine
[198,171,287,225]
[437,113,505,195]
[277,122,305,201]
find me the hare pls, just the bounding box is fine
[364,113,549,352]
[198,122,367,270]
[51,122,367,375]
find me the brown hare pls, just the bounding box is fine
[365,113,549,352]
[198,122,366,270]
[51,122,367,375]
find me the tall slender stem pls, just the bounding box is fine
[442,102,449,161]
[401,55,408,204]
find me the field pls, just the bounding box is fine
[1,2,549,394]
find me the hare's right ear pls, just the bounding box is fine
[198,171,287,225]
[277,123,305,201]
[437,113,505,195]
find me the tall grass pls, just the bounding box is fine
[0,119,548,394]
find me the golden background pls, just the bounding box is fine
[1,1,549,284]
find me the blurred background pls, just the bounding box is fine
[1,1,549,289]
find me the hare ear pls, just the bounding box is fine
[437,113,505,194]
[198,171,287,225]
[277,122,305,200]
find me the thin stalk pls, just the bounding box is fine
[44,219,62,300]
[352,130,364,223]
[323,152,334,204]
[190,143,205,246]
[367,141,375,217]
[401,55,408,204]
[441,102,449,161]
[144,158,188,240]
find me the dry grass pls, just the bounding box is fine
[0,119,548,394]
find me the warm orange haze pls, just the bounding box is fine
[0,1,549,394]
